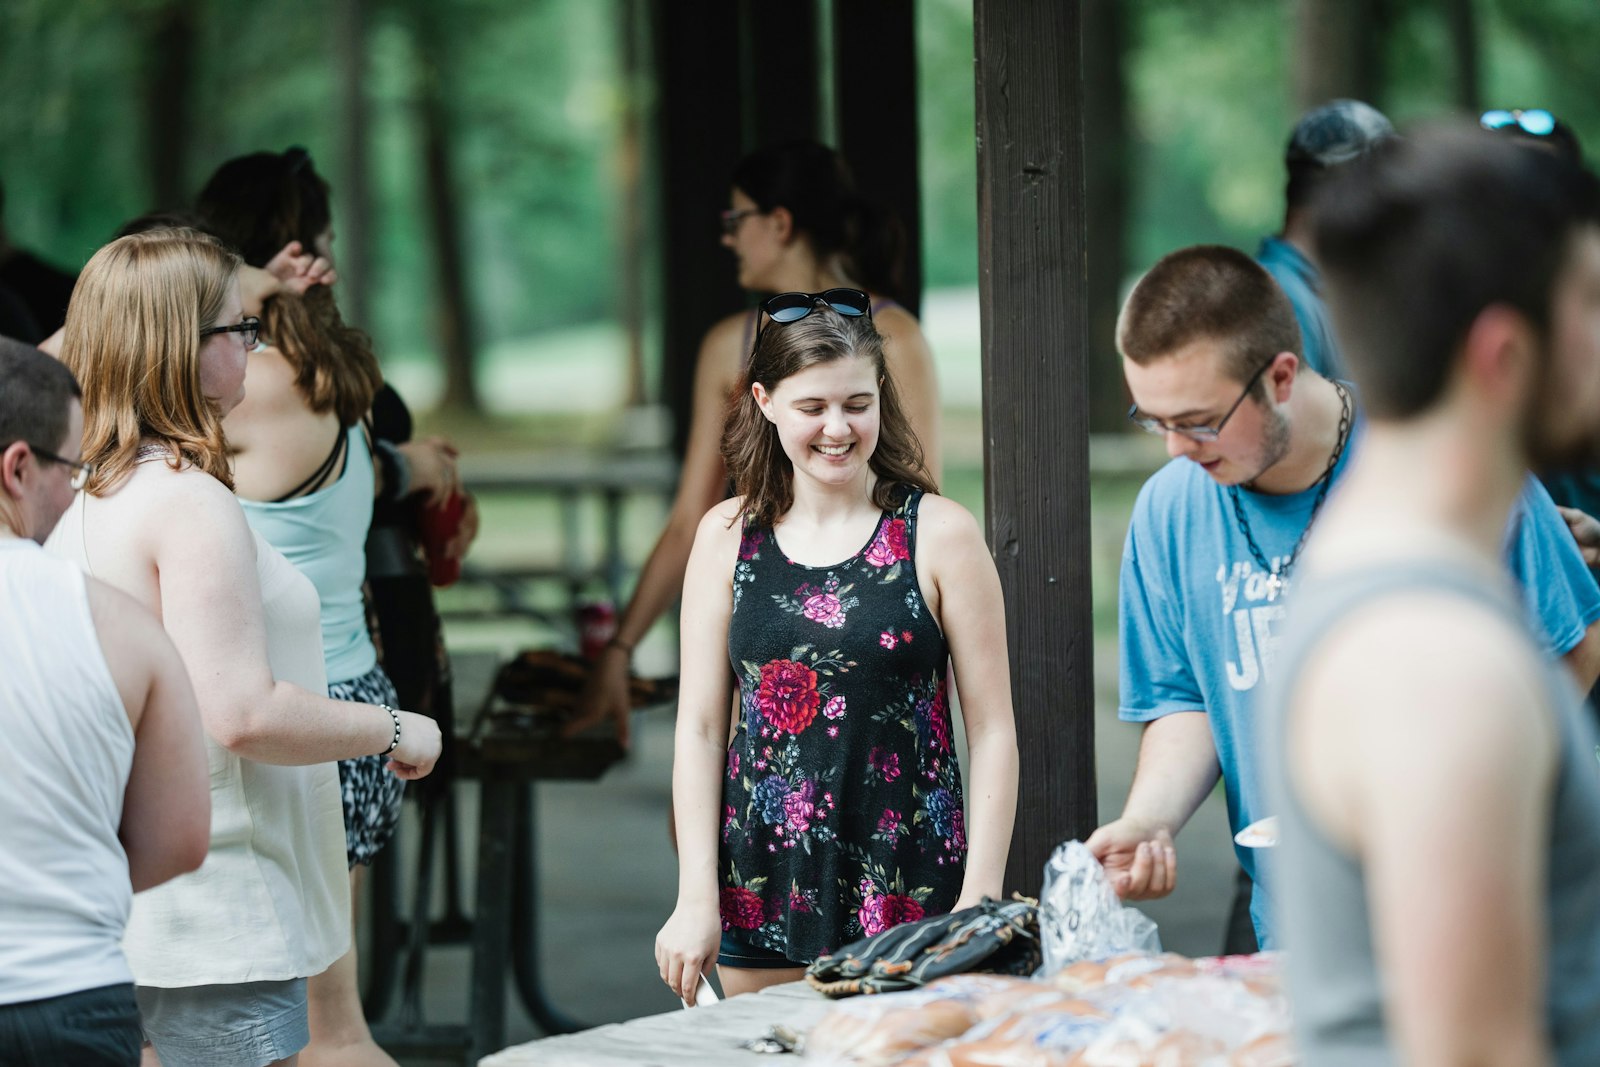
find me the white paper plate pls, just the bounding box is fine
[1234,815,1279,849]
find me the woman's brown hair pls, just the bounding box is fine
[259,285,382,426]
[60,229,241,494]
[722,309,934,529]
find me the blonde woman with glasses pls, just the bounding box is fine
[47,229,440,1067]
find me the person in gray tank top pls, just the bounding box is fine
[1265,125,1600,1065]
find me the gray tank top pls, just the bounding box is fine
[1266,561,1600,1066]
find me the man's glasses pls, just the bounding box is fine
[1481,108,1557,138]
[28,444,94,491]
[753,288,873,352]
[1128,358,1275,442]
[720,208,758,236]
[201,316,260,348]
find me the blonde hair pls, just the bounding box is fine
[60,229,241,494]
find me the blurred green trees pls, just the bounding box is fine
[1,0,1595,414]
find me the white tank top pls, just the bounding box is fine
[47,493,351,987]
[0,538,135,1004]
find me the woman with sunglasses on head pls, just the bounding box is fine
[46,228,441,1067]
[575,139,941,748]
[655,297,1015,1003]
[197,147,463,1067]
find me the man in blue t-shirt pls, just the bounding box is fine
[1256,99,1395,382]
[1085,245,1600,949]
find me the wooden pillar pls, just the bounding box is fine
[744,0,821,150]
[652,0,746,457]
[832,1,923,315]
[973,0,1096,895]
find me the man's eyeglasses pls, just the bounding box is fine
[720,208,758,236]
[1128,358,1276,442]
[1481,108,1557,138]
[201,316,260,348]
[28,444,94,491]
[753,288,873,353]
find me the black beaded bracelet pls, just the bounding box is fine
[380,704,401,755]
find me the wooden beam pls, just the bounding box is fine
[832,0,923,315]
[652,0,746,456]
[973,0,1096,895]
[744,0,821,149]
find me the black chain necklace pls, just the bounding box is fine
[1227,381,1354,598]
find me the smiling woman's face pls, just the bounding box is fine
[754,353,881,489]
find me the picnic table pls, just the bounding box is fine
[479,981,834,1067]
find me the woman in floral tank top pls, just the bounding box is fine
[655,293,1018,1004]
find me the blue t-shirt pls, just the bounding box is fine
[1257,236,1342,381]
[1119,435,1600,947]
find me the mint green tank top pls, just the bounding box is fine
[239,424,377,685]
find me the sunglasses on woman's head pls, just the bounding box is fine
[1480,108,1557,137]
[753,289,873,353]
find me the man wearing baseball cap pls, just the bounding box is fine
[1256,99,1396,381]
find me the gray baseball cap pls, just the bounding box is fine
[1287,99,1396,167]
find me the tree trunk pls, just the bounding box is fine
[1292,0,1384,112]
[1082,0,1130,433]
[410,5,479,414]
[335,0,373,329]
[616,0,648,408]
[1445,0,1480,115]
[143,0,196,211]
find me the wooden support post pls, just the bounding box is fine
[744,0,821,149]
[973,0,1097,896]
[832,0,923,315]
[652,0,746,457]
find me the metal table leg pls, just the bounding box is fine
[510,782,586,1034]
[468,774,515,1063]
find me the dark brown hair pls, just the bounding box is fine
[259,286,382,427]
[722,310,933,528]
[732,141,906,305]
[1313,124,1600,418]
[196,148,332,269]
[1117,244,1304,392]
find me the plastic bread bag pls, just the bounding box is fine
[1038,841,1161,975]
[804,982,983,1066]
[806,974,1080,1065]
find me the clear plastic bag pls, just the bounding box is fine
[1037,841,1161,975]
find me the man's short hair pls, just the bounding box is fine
[1312,123,1600,419]
[1117,245,1305,389]
[0,338,81,457]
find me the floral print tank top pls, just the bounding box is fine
[720,488,965,963]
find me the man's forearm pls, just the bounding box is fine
[1120,711,1223,835]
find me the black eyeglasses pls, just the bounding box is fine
[1481,108,1557,137]
[27,444,94,491]
[1128,357,1276,442]
[201,316,260,348]
[753,289,873,353]
[720,208,758,236]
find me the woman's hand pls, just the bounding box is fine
[262,241,338,295]
[384,709,443,780]
[397,436,460,507]
[567,644,634,748]
[655,898,722,1005]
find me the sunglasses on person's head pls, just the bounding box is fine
[1481,108,1557,137]
[753,289,872,352]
